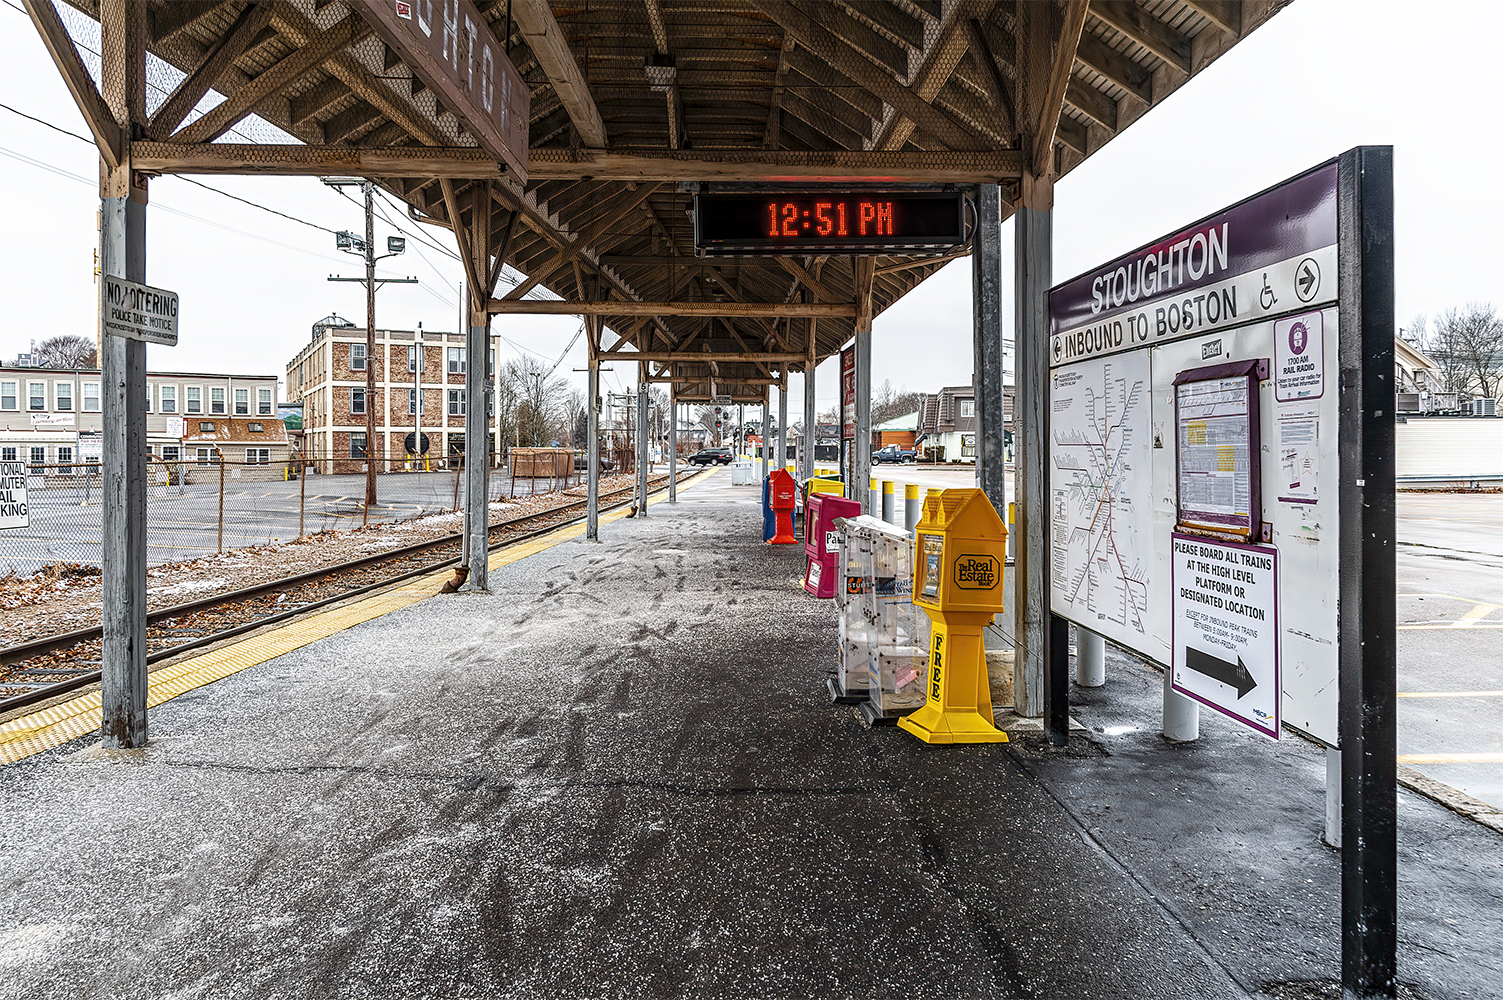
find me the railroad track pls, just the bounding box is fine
[0,470,693,716]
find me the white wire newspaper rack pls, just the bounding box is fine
[828,514,929,725]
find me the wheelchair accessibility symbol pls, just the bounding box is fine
[1259,273,1277,311]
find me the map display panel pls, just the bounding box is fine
[1049,351,1155,651]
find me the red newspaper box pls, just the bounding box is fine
[804,493,862,597]
[768,469,798,544]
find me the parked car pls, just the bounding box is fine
[871,444,916,464]
[688,447,734,466]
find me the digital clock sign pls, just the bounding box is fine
[694,191,966,254]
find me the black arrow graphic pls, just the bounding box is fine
[1185,647,1257,699]
[1298,263,1317,296]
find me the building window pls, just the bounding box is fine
[447,348,466,374]
[211,387,226,414]
[351,388,366,414]
[245,448,270,465]
[161,445,180,463]
[160,385,177,413]
[408,388,419,415]
[258,388,273,415]
[30,446,45,468]
[56,447,73,474]
[350,433,367,458]
[144,386,152,412]
[83,382,100,412]
[248,422,263,433]
[234,388,249,415]
[28,382,45,410]
[408,345,420,372]
[0,381,15,410]
[351,343,367,370]
[959,400,974,418]
[196,447,218,465]
[186,386,201,413]
[53,382,73,411]
[199,421,215,432]
[448,389,465,415]
[1,447,15,462]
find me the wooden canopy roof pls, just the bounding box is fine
[31,0,1290,401]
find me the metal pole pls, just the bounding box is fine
[803,348,817,482]
[414,322,423,471]
[973,183,1008,516]
[1325,748,1342,849]
[99,160,148,748]
[298,448,306,539]
[668,386,678,501]
[777,376,788,473]
[217,446,225,553]
[1076,626,1105,687]
[363,181,377,516]
[1163,667,1200,741]
[461,306,490,590]
[1013,178,1052,719]
[853,320,872,514]
[904,483,921,533]
[760,392,769,482]
[637,363,649,516]
[587,322,600,539]
[1337,144,1397,999]
[881,480,895,524]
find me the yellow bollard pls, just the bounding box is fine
[899,488,1010,744]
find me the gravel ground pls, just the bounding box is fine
[0,472,650,647]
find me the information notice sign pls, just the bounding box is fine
[1171,533,1279,739]
[1173,361,1263,538]
[102,274,179,346]
[0,461,28,529]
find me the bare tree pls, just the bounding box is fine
[1427,303,1503,397]
[1402,313,1426,346]
[33,335,96,369]
[506,356,569,447]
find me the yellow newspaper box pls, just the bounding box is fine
[899,488,1009,744]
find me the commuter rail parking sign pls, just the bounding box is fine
[0,461,28,529]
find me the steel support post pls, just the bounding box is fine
[761,393,769,481]
[973,183,1008,516]
[853,322,872,514]
[1337,145,1397,999]
[586,323,600,539]
[668,387,678,501]
[1013,180,1053,720]
[99,161,148,749]
[362,182,377,513]
[637,362,649,516]
[777,377,788,473]
[461,307,490,590]
[803,357,817,480]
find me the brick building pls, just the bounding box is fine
[285,315,502,473]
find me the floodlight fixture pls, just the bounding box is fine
[387,236,406,255]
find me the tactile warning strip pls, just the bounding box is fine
[0,472,710,766]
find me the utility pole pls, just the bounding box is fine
[323,176,417,517]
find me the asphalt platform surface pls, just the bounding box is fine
[0,470,1499,999]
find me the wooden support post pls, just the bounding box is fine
[99,157,149,749]
[973,183,1008,516]
[1013,173,1054,722]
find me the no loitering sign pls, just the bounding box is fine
[0,461,28,529]
[102,274,179,346]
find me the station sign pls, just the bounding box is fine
[695,191,966,254]
[1171,534,1279,739]
[364,0,530,182]
[0,461,28,529]
[102,275,179,346]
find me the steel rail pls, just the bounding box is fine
[0,472,690,716]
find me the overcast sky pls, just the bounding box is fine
[0,0,1490,417]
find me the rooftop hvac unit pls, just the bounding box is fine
[1395,392,1420,414]
[1480,398,1497,417]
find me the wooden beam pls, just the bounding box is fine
[1034,0,1090,178]
[24,0,121,168]
[1181,0,1241,37]
[775,257,837,302]
[512,0,608,148]
[527,148,1023,182]
[502,183,664,300]
[875,1,976,151]
[963,17,1017,143]
[149,2,273,140]
[853,256,875,334]
[748,0,982,150]
[129,142,509,177]
[100,0,146,129]
[1075,30,1153,104]
[486,301,857,318]
[603,352,807,363]
[150,1,227,45]
[763,31,795,149]
[1090,1,1191,76]
[1066,77,1117,132]
[170,15,366,144]
[440,179,486,310]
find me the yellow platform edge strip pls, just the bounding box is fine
[0,471,712,766]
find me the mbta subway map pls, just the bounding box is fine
[1049,352,1155,653]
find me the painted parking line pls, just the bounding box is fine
[1398,690,1503,698]
[1397,753,1503,764]
[1397,592,1503,629]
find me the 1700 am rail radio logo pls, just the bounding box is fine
[953,554,999,590]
